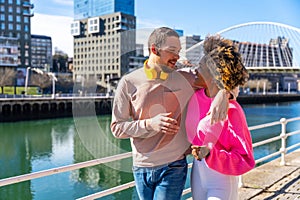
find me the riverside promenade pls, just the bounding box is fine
[238,149,300,200]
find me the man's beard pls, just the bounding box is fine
[161,64,176,73]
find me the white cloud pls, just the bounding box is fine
[31,13,74,57]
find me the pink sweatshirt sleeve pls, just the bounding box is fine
[204,101,255,175]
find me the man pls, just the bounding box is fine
[111,27,230,200]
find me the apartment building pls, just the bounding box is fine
[72,0,136,88]
[0,0,34,86]
[31,34,52,72]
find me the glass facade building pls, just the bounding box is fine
[74,0,134,20]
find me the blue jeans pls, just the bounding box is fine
[132,157,187,200]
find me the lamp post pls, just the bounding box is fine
[33,69,56,98]
[24,67,57,98]
[48,72,57,99]
[24,67,31,95]
[106,75,111,97]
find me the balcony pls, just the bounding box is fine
[23,11,34,17]
[23,2,34,9]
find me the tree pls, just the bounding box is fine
[0,68,16,86]
[56,73,74,93]
[30,73,52,94]
[0,68,16,93]
[53,53,68,73]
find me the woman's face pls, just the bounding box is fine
[195,57,213,88]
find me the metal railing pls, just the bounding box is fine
[0,117,300,199]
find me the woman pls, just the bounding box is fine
[185,35,255,200]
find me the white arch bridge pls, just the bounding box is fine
[187,21,300,74]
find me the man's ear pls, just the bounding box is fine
[151,44,160,56]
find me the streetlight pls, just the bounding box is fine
[47,72,57,99]
[24,67,57,98]
[24,67,31,95]
[106,75,111,97]
[24,67,43,95]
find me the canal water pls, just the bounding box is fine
[0,101,300,200]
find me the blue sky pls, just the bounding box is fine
[30,0,300,57]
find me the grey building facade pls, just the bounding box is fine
[72,0,136,89]
[31,34,52,72]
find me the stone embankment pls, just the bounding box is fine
[237,93,300,104]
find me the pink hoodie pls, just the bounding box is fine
[185,89,255,176]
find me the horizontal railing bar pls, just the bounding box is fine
[0,152,132,187]
[255,150,281,164]
[77,164,194,200]
[77,181,136,200]
[286,143,300,151]
[287,129,300,137]
[286,117,300,123]
[248,121,281,131]
[252,135,281,148]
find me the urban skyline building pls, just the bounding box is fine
[74,0,134,20]
[179,35,203,65]
[31,34,52,72]
[71,0,136,89]
[0,0,34,86]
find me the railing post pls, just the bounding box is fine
[279,118,287,166]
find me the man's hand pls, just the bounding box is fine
[191,145,210,160]
[145,113,179,134]
[207,89,229,124]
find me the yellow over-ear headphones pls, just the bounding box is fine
[144,60,169,80]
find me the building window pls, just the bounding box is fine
[16,7,20,14]
[8,24,13,30]
[8,15,13,22]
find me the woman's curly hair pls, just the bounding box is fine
[203,34,249,91]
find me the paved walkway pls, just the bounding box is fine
[238,149,300,200]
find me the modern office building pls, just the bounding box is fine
[175,29,184,37]
[0,0,34,86]
[74,0,134,20]
[179,35,203,66]
[72,0,136,89]
[31,34,52,72]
